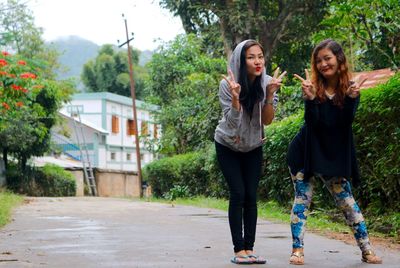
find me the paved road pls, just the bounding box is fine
[0,197,398,267]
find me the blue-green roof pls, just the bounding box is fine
[72,92,159,111]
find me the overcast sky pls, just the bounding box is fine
[26,0,185,51]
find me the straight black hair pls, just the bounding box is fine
[238,40,265,116]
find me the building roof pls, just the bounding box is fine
[353,68,396,89]
[71,92,160,111]
[31,156,83,168]
[59,111,109,134]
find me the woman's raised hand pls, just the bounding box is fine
[222,70,241,99]
[294,69,316,100]
[267,67,287,94]
[347,75,367,98]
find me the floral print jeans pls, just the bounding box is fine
[290,171,372,252]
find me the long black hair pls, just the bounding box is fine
[238,40,265,116]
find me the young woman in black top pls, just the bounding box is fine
[287,39,382,265]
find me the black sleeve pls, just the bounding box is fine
[304,99,319,126]
[342,95,360,125]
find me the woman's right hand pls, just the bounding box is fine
[294,69,316,100]
[223,70,241,99]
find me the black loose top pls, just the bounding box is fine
[287,95,360,185]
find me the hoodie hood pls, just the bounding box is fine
[228,39,271,90]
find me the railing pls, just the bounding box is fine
[51,132,96,165]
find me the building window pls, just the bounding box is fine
[127,153,131,161]
[111,152,116,160]
[126,119,136,136]
[141,121,148,136]
[112,115,119,133]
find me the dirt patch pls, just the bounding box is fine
[311,230,400,251]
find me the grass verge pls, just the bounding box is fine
[145,196,398,243]
[0,189,23,227]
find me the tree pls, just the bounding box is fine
[160,0,327,72]
[313,0,400,70]
[0,0,61,79]
[146,34,225,154]
[0,51,73,171]
[81,44,147,99]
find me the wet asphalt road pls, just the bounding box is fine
[0,197,399,267]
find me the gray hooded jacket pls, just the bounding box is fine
[214,40,278,152]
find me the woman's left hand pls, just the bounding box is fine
[267,67,287,94]
[347,75,368,98]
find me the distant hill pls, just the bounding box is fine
[51,36,99,83]
[139,50,153,66]
[50,36,153,90]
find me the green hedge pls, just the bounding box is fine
[353,73,400,212]
[144,73,400,213]
[6,164,76,196]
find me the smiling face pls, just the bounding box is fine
[316,48,339,80]
[245,45,265,82]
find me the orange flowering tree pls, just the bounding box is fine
[0,51,73,172]
[0,51,39,116]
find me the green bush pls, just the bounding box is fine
[144,142,229,198]
[144,151,208,197]
[35,164,76,196]
[259,113,303,205]
[353,73,400,212]
[6,164,76,196]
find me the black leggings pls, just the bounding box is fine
[215,141,263,253]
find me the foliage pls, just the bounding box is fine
[274,85,304,121]
[81,44,147,99]
[160,0,328,72]
[144,149,213,198]
[313,0,400,70]
[0,51,74,171]
[146,34,225,154]
[0,0,61,78]
[0,190,23,227]
[353,73,400,212]
[163,185,190,201]
[259,113,303,204]
[6,164,76,196]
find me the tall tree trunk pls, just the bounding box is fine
[2,148,8,170]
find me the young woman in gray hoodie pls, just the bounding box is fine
[214,39,286,264]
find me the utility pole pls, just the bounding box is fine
[118,14,142,197]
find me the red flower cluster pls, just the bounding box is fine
[1,51,10,56]
[17,60,26,65]
[0,59,7,67]
[2,102,10,110]
[20,72,37,79]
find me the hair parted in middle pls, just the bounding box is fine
[311,39,351,107]
[238,40,265,116]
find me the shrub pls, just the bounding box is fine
[353,73,400,212]
[6,163,76,196]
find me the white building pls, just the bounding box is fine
[56,92,161,171]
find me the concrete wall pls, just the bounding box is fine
[95,168,140,198]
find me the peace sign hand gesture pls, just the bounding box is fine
[294,69,316,100]
[347,75,367,98]
[267,67,287,95]
[222,69,241,100]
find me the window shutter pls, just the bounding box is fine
[112,115,119,133]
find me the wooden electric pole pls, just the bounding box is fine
[118,14,142,197]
